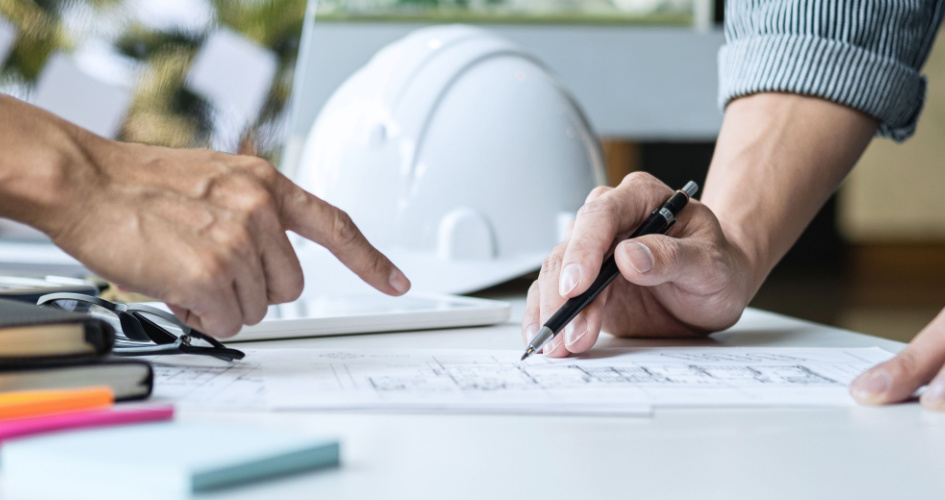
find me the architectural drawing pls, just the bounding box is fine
[366,358,839,395]
[262,347,896,412]
[141,347,894,413]
[150,358,266,410]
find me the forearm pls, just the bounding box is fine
[701,92,878,295]
[0,94,98,237]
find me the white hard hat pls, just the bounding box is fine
[294,24,605,295]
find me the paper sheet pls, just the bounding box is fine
[149,357,266,410]
[147,347,894,414]
[262,347,895,412]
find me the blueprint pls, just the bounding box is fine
[262,347,895,413]
[149,357,267,410]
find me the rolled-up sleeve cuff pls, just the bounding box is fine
[719,34,927,141]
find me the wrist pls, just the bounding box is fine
[701,93,878,300]
[0,96,105,238]
[715,215,773,298]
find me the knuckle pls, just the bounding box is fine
[196,172,226,200]
[213,171,278,217]
[541,253,562,277]
[619,171,657,188]
[246,305,268,326]
[576,197,614,220]
[270,276,304,304]
[586,185,612,203]
[238,186,276,219]
[243,158,279,184]
[330,209,361,247]
[190,252,233,290]
[216,224,254,257]
[890,350,923,379]
[215,320,242,338]
[566,238,598,260]
[368,253,389,276]
[649,238,679,267]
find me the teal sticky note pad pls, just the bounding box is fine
[1,422,339,499]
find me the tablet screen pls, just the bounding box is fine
[264,294,477,319]
[231,293,510,341]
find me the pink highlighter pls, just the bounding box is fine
[0,406,174,444]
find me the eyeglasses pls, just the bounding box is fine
[36,292,245,362]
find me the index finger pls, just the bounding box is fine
[559,172,674,298]
[276,179,410,296]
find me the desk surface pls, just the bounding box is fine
[8,298,945,499]
[208,298,945,500]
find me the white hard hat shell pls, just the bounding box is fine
[294,25,605,295]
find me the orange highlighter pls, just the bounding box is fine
[0,387,114,420]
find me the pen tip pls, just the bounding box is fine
[521,349,533,361]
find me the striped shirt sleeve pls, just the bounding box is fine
[719,0,945,141]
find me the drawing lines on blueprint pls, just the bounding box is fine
[582,364,836,386]
[365,357,839,396]
[151,358,266,409]
[656,352,808,363]
[260,347,896,411]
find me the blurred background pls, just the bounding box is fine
[1,0,943,342]
[0,0,305,160]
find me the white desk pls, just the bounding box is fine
[172,299,945,500]
[6,299,945,499]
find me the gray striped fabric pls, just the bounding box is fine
[719,0,945,141]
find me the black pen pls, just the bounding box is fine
[521,181,699,361]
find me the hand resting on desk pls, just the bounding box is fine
[852,308,945,410]
[0,95,410,338]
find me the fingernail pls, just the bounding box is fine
[623,242,654,274]
[851,370,892,402]
[524,324,539,344]
[565,315,588,348]
[920,382,945,410]
[389,269,410,294]
[559,264,581,296]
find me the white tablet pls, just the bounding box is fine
[226,293,511,342]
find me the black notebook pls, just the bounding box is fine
[0,299,152,400]
[0,298,114,363]
[0,358,153,401]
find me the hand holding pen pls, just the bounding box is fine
[521,173,757,358]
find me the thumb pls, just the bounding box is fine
[613,234,719,291]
